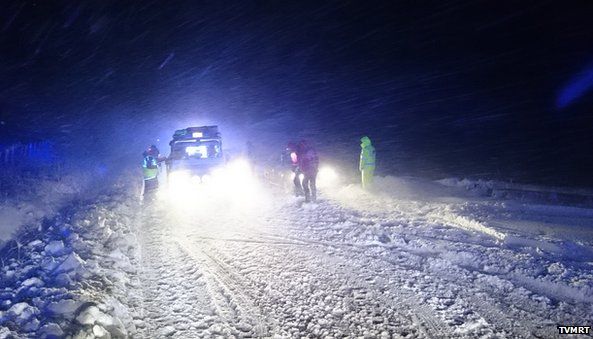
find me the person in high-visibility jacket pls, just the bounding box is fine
[359,136,376,189]
[142,145,161,195]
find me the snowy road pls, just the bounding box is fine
[130,178,593,338]
[4,175,590,337]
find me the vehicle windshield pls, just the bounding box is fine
[170,140,222,160]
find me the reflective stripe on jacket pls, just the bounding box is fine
[143,156,159,180]
[360,145,376,170]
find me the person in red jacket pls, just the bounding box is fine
[297,139,319,202]
[282,142,304,196]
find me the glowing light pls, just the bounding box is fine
[557,63,593,109]
[192,132,203,138]
[220,158,256,194]
[168,170,191,186]
[160,158,261,214]
[186,145,208,158]
[160,170,200,207]
[317,166,339,188]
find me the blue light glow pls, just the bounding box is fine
[557,63,593,109]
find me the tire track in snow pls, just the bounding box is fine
[271,198,554,338]
[302,198,573,338]
[211,231,459,337]
[201,209,549,338]
[174,236,272,337]
[194,200,458,338]
[136,209,217,338]
[220,229,455,336]
[306,243,457,338]
[134,187,584,338]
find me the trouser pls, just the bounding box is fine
[302,172,317,202]
[361,167,374,189]
[293,170,304,196]
[143,177,159,195]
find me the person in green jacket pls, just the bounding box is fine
[142,145,161,195]
[359,136,376,189]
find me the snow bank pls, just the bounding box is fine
[0,172,143,338]
[436,177,494,197]
[428,208,506,241]
[0,168,98,243]
[438,177,593,207]
[324,175,505,240]
[324,174,593,248]
[356,175,488,201]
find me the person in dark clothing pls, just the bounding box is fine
[297,140,319,202]
[282,142,304,196]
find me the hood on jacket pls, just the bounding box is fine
[360,136,372,147]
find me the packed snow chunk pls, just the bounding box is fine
[47,299,84,319]
[76,305,112,326]
[455,316,490,335]
[107,248,133,271]
[160,325,176,337]
[27,239,44,248]
[55,252,85,273]
[6,302,39,325]
[105,318,128,338]
[76,305,127,338]
[0,326,16,338]
[41,256,60,272]
[547,262,567,276]
[72,328,94,339]
[101,296,136,336]
[22,318,40,332]
[39,322,64,338]
[21,277,44,288]
[44,240,66,256]
[4,269,15,279]
[93,324,110,338]
[54,272,74,287]
[236,322,253,333]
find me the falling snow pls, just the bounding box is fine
[1,1,593,338]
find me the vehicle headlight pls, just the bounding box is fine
[317,166,339,188]
[169,170,191,185]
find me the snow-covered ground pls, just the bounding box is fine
[0,168,96,244]
[1,169,592,338]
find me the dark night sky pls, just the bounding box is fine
[1,1,593,186]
